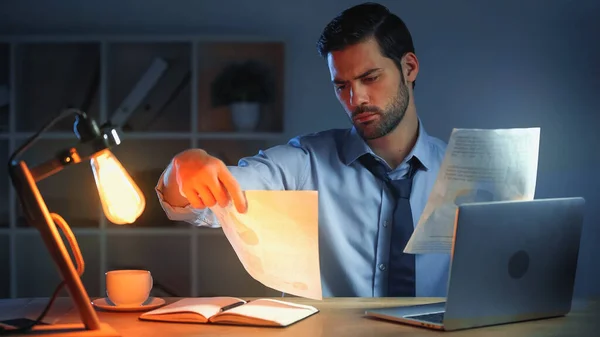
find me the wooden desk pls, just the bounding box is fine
[1,297,598,336]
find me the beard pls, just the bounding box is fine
[351,80,410,140]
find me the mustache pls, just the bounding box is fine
[352,105,383,118]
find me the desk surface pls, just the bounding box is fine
[1,297,598,336]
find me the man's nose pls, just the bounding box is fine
[350,85,369,107]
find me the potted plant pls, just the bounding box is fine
[210,60,276,131]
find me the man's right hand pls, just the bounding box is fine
[163,149,248,213]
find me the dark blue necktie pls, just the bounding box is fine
[359,154,419,297]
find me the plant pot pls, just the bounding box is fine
[230,102,260,131]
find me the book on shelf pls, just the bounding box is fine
[138,297,319,327]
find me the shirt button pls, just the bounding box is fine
[383,221,389,228]
[379,264,386,271]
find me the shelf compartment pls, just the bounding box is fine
[198,139,279,166]
[0,43,9,133]
[1,140,8,228]
[15,232,101,297]
[196,41,284,133]
[107,42,191,132]
[14,42,101,132]
[106,234,191,297]
[0,234,9,298]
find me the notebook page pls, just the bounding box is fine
[215,298,318,326]
[140,297,244,322]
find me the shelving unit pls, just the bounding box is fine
[0,35,286,299]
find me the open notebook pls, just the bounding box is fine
[138,297,319,327]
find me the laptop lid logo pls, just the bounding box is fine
[508,250,530,279]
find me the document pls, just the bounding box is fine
[210,191,322,300]
[404,127,540,254]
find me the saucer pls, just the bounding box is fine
[91,297,166,312]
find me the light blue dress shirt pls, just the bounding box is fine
[156,120,450,298]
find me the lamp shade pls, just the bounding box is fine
[90,149,145,225]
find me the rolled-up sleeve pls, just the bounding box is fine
[155,138,311,228]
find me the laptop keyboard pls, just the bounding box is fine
[405,312,445,324]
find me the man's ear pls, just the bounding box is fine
[402,52,419,84]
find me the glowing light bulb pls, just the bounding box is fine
[90,149,145,225]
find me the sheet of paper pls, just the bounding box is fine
[210,190,322,300]
[404,127,541,254]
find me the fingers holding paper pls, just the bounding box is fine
[170,149,248,213]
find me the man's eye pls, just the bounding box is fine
[363,76,378,83]
[335,84,346,91]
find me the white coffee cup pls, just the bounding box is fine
[105,269,153,306]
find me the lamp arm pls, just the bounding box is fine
[29,157,68,183]
[29,146,86,183]
[10,108,111,185]
[9,108,83,165]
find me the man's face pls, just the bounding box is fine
[327,38,409,140]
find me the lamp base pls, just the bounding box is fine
[12,323,120,337]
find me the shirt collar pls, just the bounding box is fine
[340,118,435,171]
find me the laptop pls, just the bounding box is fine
[365,197,585,331]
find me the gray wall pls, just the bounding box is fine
[1,0,598,298]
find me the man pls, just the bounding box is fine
[156,2,450,297]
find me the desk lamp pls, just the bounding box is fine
[6,108,145,336]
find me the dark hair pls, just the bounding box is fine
[316,2,416,88]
